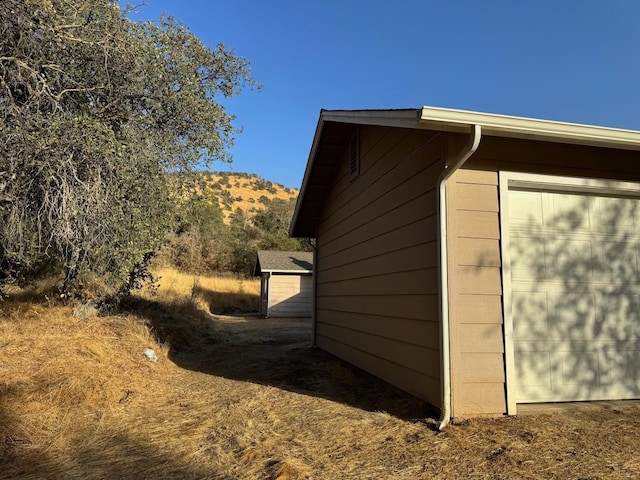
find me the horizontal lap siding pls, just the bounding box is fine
[447,160,506,417]
[317,336,441,402]
[469,136,640,180]
[269,275,313,317]
[316,126,444,408]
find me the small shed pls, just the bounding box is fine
[253,250,314,318]
[290,106,640,424]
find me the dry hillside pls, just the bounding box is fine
[201,172,298,221]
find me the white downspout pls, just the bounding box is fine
[265,272,271,318]
[310,239,317,347]
[436,124,481,430]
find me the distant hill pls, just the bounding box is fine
[200,171,298,221]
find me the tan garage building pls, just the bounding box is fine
[290,106,640,426]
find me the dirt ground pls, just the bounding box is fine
[3,306,640,479]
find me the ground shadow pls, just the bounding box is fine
[123,294,435,423]
[192,285,259,315]
[0,393,229,480]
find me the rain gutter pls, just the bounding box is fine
[436,124,481,430]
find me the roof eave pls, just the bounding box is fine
[419,106,640,151]
[290,106,640,237]
[320,108,422,129]
[289,109,423,237]
[289,113,325,238]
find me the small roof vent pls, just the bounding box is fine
[349,130,360,179]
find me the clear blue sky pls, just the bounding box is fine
[128,1,640,189]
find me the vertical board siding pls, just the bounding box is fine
[315,126,444,408]
[268,275,313,317]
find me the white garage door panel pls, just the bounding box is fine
[602,347,640,384]
[509,187,640,403]
[514,343,640,402]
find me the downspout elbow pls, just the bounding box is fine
[436,124,481,430]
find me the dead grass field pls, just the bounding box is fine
[2,270,640,479]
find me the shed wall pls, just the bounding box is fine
[447,134,640,417]
[315,125,445,407]
[268,274,313,317]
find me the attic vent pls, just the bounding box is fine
[349,131,360,179]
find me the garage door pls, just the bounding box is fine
[508,187,640,403]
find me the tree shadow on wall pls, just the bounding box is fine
[504,189,640,404]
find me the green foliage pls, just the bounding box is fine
[165,188,310,278]
[163,171,306,277]
[254,197,310,253]
[252,198,296,235]
[227,209,260,276]
[175,188,225,238]
[164,187,231,274]
[0,0,257,297]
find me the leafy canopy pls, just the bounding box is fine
[0,0,257,297]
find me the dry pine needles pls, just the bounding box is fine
[2,268,640,479]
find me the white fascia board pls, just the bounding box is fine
[290,112,327,237]
[419,106,640,151]
[319,109,421,129]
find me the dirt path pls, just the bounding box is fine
[150,314,640,479]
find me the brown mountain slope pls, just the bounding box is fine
[200,171,298,221]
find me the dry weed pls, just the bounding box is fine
[268,458,312,480]
[2,270,640,479]
[149,267,260,314]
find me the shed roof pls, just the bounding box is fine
[254,250,313,276]
[290,107,640,238]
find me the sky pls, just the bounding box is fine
[127,1,640,189]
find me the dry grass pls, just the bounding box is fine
[2,269,640,479]
[152,267,260,314]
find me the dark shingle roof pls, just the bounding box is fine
[254,250,313,276]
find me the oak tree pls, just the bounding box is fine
[0,0,257,297]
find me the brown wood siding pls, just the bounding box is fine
[268,274,313,317]
[315,125,445,408]
[317,336,441,402]
[448,133,640,417]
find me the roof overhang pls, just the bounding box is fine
[418,106,640,151]
[290,106,640,237]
